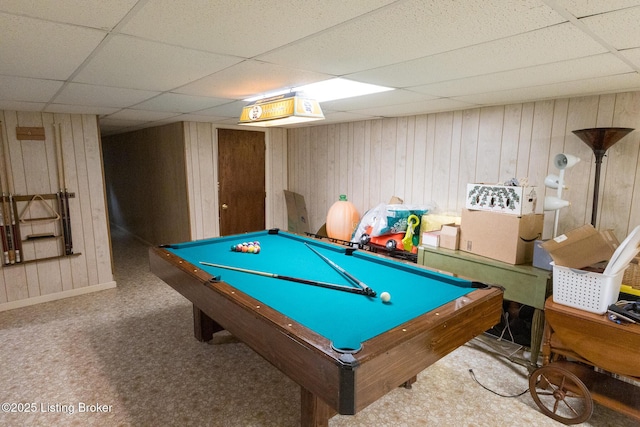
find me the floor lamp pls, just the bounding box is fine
[572,127,635,227]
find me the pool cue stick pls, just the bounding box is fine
[8,193,20,262]
[199,261,370,296]
[0,122,15,263]
[304,243,376,297]
[56,191,67,253]
[54,123,72,255]
[1,193,13,264]
[2,137,21,263]
[0,195,9,264]
[0,152,8,264]
[53,123,67,255]
[0,203,8,264]
[63,189,72,254]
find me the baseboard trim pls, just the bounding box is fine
[0,281,118,312]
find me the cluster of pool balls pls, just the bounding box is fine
[231,241,261,254]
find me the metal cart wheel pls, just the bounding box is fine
[529,365,594,425]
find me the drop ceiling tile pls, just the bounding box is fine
[194,101,246,118]
[579,6,640,49]
[55,82,160,108]
[213,117,242,126]
[453,73,640,106]
[104,109,182,122]
[0,12,107,79]
[134,93,231,113]
[119,0,395,57]
[348,23,608,88]
[320,89,435,111]
[73,34,243,91]
[320,111,381,123]
[411,53,633,98]
[0,100,45,111]
[558,0,640,17]
[178,113,231,123]
[257,0,565,75]
[0,0,137,29]
[0,76,63,102]
[44,104,119,115]
[99,118,148,136]
[99,117,145,126]
[621,48,640,68]
[175,60,332,99]
[352,98,477,117]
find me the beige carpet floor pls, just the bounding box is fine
[0,227,637,426]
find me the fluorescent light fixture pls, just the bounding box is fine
[294,78,394,102]
[243,78,394,103]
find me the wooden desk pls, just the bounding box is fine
[418,245,552,365]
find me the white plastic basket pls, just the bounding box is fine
[552,263,624,314]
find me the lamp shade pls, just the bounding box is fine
[544,174,561,189]
[238,92,324,127]
[544,196,570,211]
[553,153,580,170]
[572,127,634,226]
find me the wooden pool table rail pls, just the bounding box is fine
[150,245,502,426]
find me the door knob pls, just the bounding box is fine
[221,203,228,210]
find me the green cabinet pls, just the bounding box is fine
[418,245,552,365]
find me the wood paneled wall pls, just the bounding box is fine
[288,91,640,241]
[183,124,288,241]
[0,111,114,310]
[102,122,190,246]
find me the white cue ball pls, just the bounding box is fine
[380,292,391,303]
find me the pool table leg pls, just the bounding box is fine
[401,375,418,389]
[300,387,336,427]
[193,305,224,342]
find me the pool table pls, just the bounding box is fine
[149,229,503,426]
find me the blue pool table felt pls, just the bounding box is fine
[166,230,474,351]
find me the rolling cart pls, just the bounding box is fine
[528,297,640,424]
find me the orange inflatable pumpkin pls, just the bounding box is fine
[326,195,360,242]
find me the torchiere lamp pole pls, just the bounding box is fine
[572,127,634,227]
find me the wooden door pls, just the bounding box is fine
[217,129,265,235]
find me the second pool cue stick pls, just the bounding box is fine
[54,123,68,254]
[304,243,376,297]
[0,144,8,264]
[0,122,15,264]
[0,194,8,264]
[7,193,20,263]
[0,194,10,264]
[1,121,20,263]
[54,122,73,255]
[63,189,72,255]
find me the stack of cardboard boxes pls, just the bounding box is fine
[460,183,542,264]
[418,182,631,315]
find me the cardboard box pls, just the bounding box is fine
[460,209,544,264]
[284,190,309,234]
[466,184,537,215]
[540,224,618,269]
[420,214,460,234]
[421,231,440,247]
[440,224,460,250]
[542,225,622,314]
